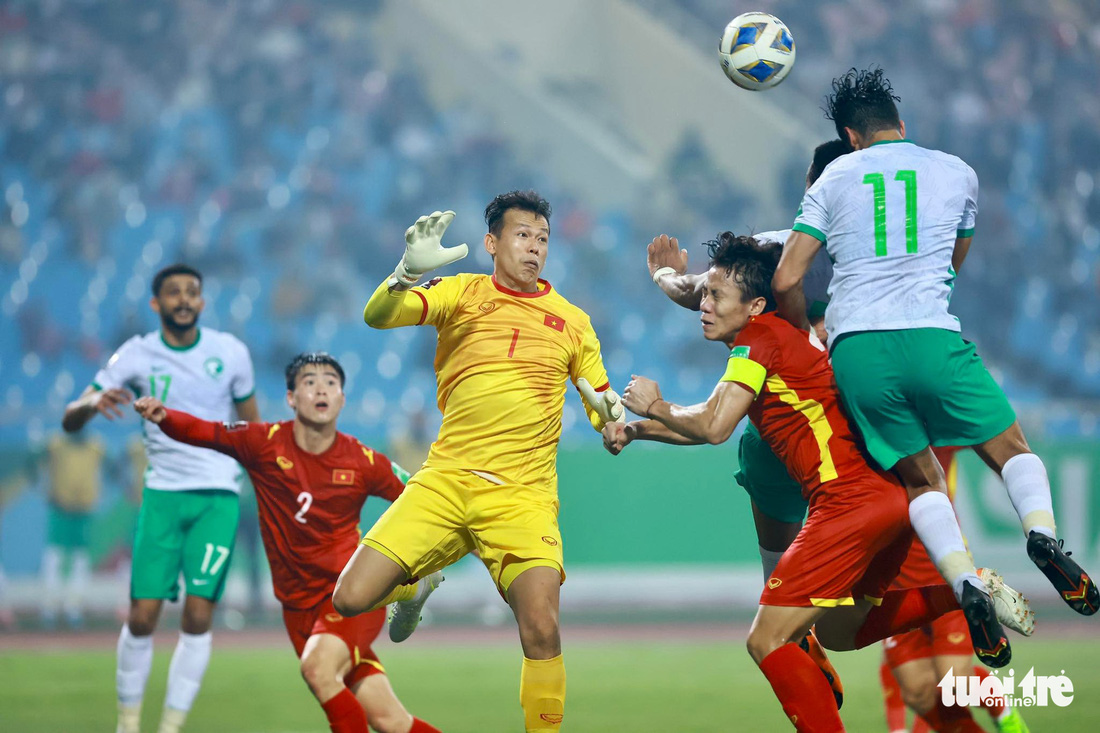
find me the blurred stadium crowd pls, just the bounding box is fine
[2,0,1099,462]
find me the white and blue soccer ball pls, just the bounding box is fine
[718,12,796,91]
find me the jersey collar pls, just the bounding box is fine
[491,275,552,299]
[869,138,913,147]
[160,328,202,352]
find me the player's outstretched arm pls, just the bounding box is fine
[647,234,705,311]
[62,385,132,433]
[364,210,468,329]
[602,419,705,456]
[133,397,246,460]
[774,230,821,332]
[623,376,752,446]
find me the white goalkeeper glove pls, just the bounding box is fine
[392,210,469,286]
[576,377,625,428]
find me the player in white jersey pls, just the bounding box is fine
[773,68,1097,669]
[63,264,259,733]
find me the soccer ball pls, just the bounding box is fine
[718,12,796,91]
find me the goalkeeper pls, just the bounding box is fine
[333,190,622,733]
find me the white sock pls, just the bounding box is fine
[1001,453,1057,538]
[40,544,63,619]
[65,550,91,620]
[909,491,983,600]
[164,631,212,713]
[117,624,154,705]
[759,546,785,583]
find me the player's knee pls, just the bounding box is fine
[332,581,368,617]
[180,608,213,634]
[517,614,560,658]
[127,616,157,637]
[899,682,936,715]
[299,655,338,696]
[745,628,785,665]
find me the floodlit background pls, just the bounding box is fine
[1,1,1099,731]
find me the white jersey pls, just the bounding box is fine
[756,228,832,318]
[93,328,255,492]
[792,140,977,344]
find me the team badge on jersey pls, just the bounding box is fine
[333,469,355,485]
[204,356,225,379]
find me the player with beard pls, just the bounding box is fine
[64,264,259,733]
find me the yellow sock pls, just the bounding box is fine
[372,580,417,611]
[520,655,566,732]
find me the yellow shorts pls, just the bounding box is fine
[361,467,565,596]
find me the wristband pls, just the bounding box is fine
[651,266,679,285]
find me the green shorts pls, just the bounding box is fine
[733,422,807,524]
[830,328,1017,471]
[131,488,239,602]
[47,506,92,549]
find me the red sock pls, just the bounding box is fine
[320,687,369,733]
[879,661,907,731]
[912,716,931,733]
[971,666,1006,719]
[758,643,845,732]
[855,586,958,648]
[921,696,982,733]
[410,719,442,733]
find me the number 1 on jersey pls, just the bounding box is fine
[507,328,520,358]
[862,170,918,256]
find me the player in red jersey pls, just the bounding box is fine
[880,448,1030,733]
[133,353,439,733]
[603,235,1001,732]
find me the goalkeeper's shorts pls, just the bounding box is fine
[361,467,564,597]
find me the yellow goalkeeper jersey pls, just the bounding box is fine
[368,273,611,494]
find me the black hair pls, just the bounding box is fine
[285,352,346,391]
[704,233,782,311]
[807,139,852,186]
[484,190,552,237]
[152,263,203,296]
[824,67,901,140]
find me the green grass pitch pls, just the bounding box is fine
[1,635,1096,731]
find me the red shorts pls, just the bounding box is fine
[883,609,971,668]
[892,534,944,590]
[761,473,912,608]
[282,595,387,687]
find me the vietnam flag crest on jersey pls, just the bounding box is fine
[544,314,565,332]
[333,468,355,485]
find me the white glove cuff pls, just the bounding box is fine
[651,266,679,285]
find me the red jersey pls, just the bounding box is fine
[158,410,407,609]
[722,312,894,498]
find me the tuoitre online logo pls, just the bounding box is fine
[939,667,1074,708]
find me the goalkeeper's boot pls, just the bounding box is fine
[388,570,444,642]
[798,627,843,710]
[961,581,1011,668]
[1027,530,1099,615]
[978,567,1035,636]
[995,707,1030,733]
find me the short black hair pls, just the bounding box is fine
[152,264,203,296]
[285,352,346,391]
[484,190,552,237]
[807,139,852,186]
[704,233,782,311]
[824,67,901,140]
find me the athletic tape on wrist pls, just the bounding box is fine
[651,266,679,285]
